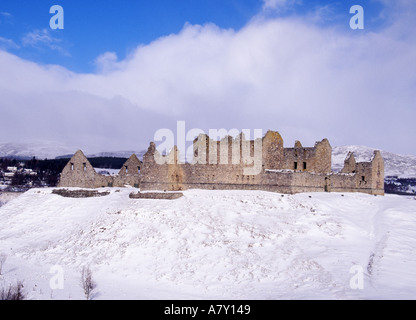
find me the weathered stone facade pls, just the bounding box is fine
[58,150,142,188]
[129,191,184,200]
[113,154,141,188]
[59,130,385,195]
[138,130,384,195]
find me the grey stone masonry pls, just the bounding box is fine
[58,151,141,189]
[59,130,384,195]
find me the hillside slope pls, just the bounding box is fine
[0,142,77,160]
[0,141,146,160]
[0,188,415,300]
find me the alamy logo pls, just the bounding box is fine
[49,265,65,290]
[349,265,364,290]
[154,121,263,175]
[50,5,64,30]
[350,5,364,30]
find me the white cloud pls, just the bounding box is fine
[306,4,339,24]
[22,29,70,56]
[0,11,13,25]
[0,36,19,49]
[94,52,120,74]
[22,29,56,46]
[262,0,299,11]
[0,5,416,155]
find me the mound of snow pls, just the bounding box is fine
[0,188,415,299]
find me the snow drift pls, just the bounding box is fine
[0,188,415,300]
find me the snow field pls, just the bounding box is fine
[0,188,415,299]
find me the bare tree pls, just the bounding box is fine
[0,253,7,275]
[80,266,96,300]
[0,281,25,300]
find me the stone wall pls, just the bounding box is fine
[58,150,110,188]
[335,150,384,195]
[139,130,384,195]
[262,131,284,170]
[341,152,356,174]
[52,189,110,198]
[370,151,385,195]
[129,191,184,200]
[113,154,142,187]
[59,130,384,195]
[58,150,141,189]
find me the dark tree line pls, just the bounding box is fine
[0,158,18,171]
[385,178,416,195]
[1,157,128,188]
[88,157,128,169]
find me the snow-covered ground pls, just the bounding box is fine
[0,192,22,207]
[0,188,415,300]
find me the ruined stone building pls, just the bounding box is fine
[58,150,141,188]
[58,130,385,195]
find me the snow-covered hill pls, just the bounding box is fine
[332,146,416,178]
[87,150,146,160]
[0,142,78,160]
[0,141,146,160]
[0,188,415,300]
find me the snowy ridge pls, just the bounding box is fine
[87,150,146,160]
[0,142,77,160]
[0,188,415,299]
[332,146,416,178]
[0,141,146,160]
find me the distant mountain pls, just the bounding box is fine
[0,141,147,161]
[0,142,77,160]
[55,151,147,160]
[332,145,416,178]
[86,150,147,160]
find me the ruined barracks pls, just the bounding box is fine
[58,130,385,195]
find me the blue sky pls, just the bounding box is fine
[1,0,386,73]
[0,0,415,156]
[1,0,263,72]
